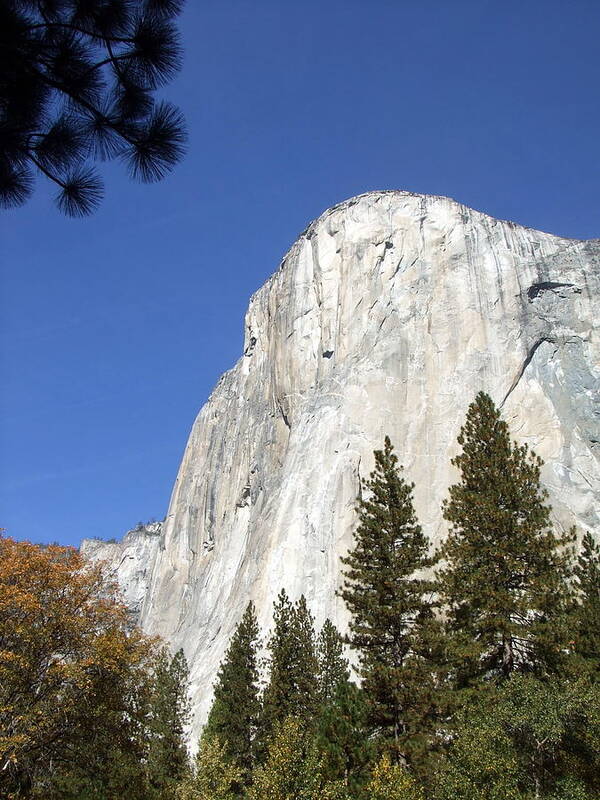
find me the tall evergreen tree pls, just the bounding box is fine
[317,619,350,703]
[204,602,262,784]
[293,595,320,719]
[572,532,600,673]
[259,590,319,750]
[147,647,191,800]
[437,391,575,686]
[314,680,373,796]
[313,620,371,794]
[339,436,434,762]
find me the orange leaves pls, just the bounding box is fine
[0,533,156,796]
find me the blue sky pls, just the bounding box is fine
[1,0,599,547]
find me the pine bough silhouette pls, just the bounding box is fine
[0,0,186,216]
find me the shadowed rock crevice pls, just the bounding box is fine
[527,281,580,301]
[500,337,554,408]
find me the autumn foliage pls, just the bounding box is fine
[0,536,155,798]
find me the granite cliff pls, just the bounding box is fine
[81,191,600,740]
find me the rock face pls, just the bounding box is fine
[81,522,162,621]
[82,191,600,741]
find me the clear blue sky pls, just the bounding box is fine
[1,1,599,547]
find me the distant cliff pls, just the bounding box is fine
[81,521,162,621]
[82,191,600,740]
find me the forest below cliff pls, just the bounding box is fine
[1,393,599,800]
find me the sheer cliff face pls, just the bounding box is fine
[83,191,600,737]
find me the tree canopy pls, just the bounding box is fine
[259,590,319,746]
[571,531,600,673]
[205,602,261,785]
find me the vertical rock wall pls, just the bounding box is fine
[83,191,600,740]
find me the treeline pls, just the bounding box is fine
[1,392,599,799]
[181,392,600,800]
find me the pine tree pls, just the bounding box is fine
[317,619,350,703]
[204,602,261,784]
[572,532,600,673]
[147,647,191,799]
[388,605,450,786]
[314,620,373,794]
[314,680,373,795]
[339,436,434,761]
[437,392,575,686]
[293,595,320,720]
[259,591,319,752]
[1,0,186,216]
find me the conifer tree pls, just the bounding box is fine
[339,436,434,761]
[259,591,319,750]
[204,602,261,784]
[572,532,600,672]
[437,392,575,685]
[147,647,191,799]
[314,680,373,795]
[317,619,350,702]
[401,607,452,783]
[293,595,320,719]
[1,0,186,215]
[313,621,372,794]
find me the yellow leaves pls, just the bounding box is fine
[0,649,27,667]
[177,734,242,800]
[248,718,321,800]
[367,753,425,800]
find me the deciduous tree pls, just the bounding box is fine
[366,753,424,800]
[249,717,320,800]
[434,674,600,800]
[177,733,242,800]
[0,535,155,798]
